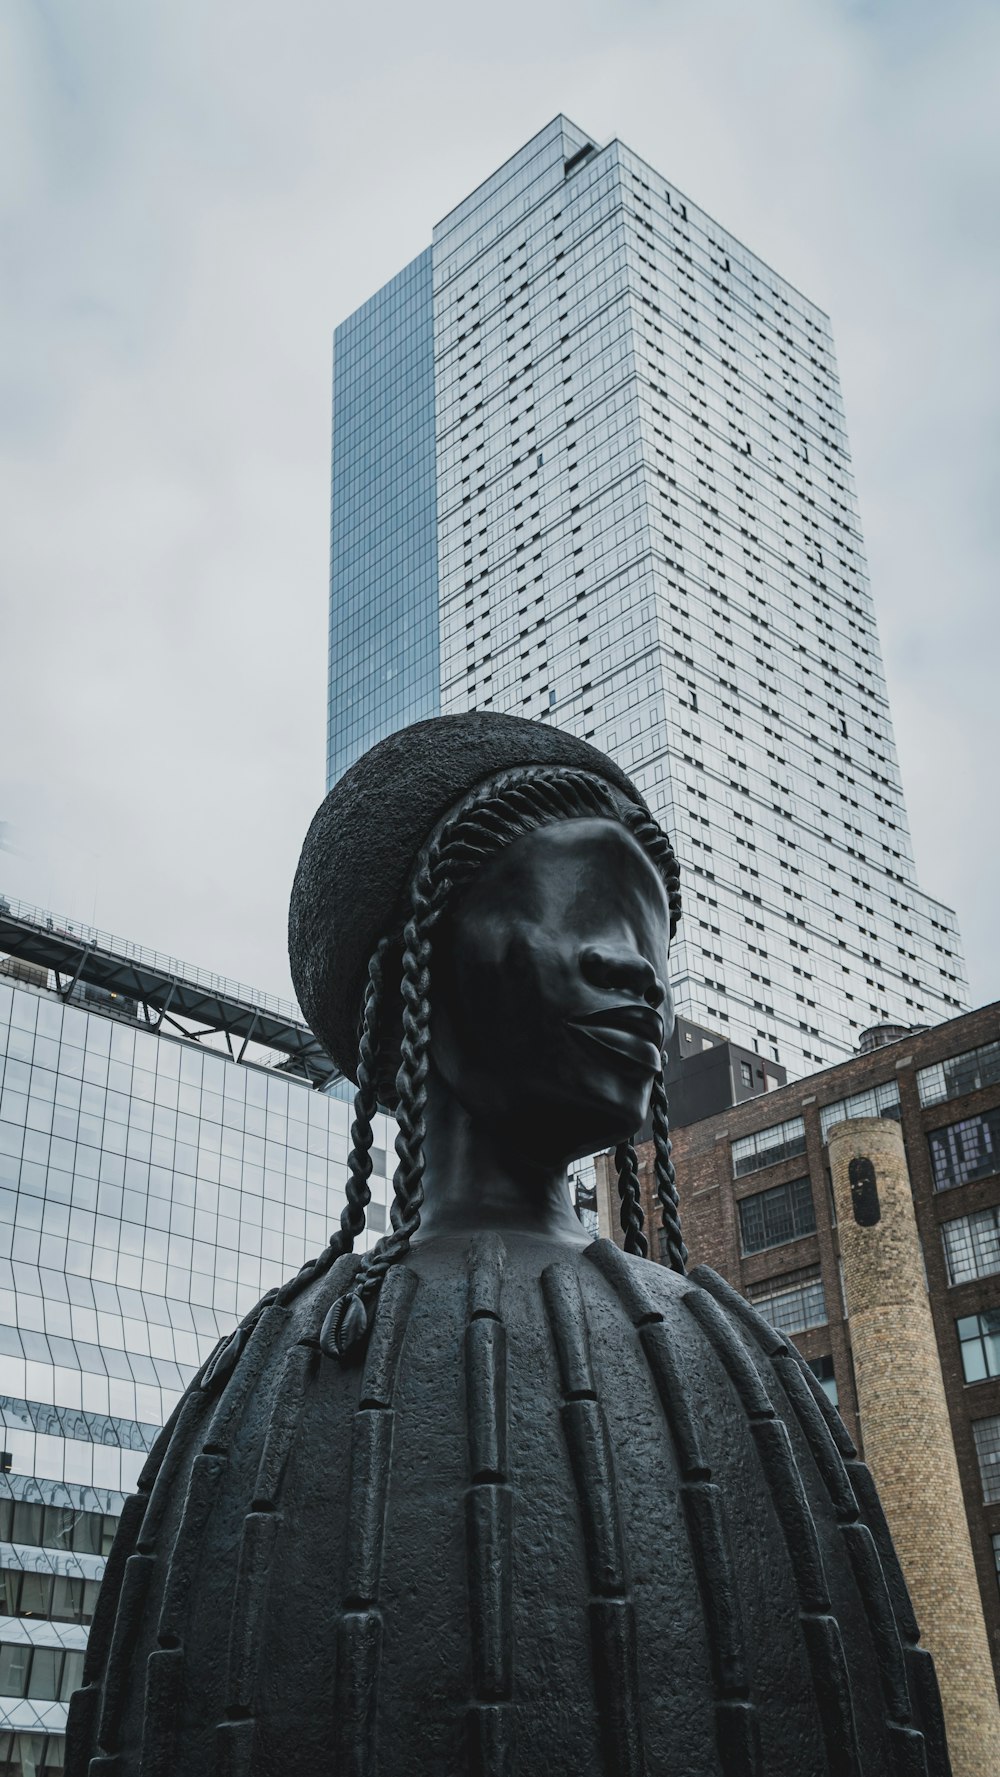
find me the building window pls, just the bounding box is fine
[928,1110,1000,1192]
[972,1415,1000,1505]
[740,1061,754,1087]
[941,1207,1000,1286]
[738,1177,816,1254]
[805,1354,838,1407]
[992,1532,1000,1594]
[918,1039,1000,1108]
[819,1080,900,1143]
[0,1499,119,1558]
[0,1567,102,1626]
[0,1640,84,1702]
[731,1117,806,1178]
[0,1734,65,1776]
[957,1311,1000,1384]
[747,1265,826,1335]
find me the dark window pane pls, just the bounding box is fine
[70,1511,101,1557]
[50,1575,85,1624]
[43,1734,67,1777]
[0,1640,29,1696]
[928,1110,1000,1191]
[42,1506,76,1554]
[17,1572,51,1618]
[26,1646,61,1700]
[58,1649,84,1701]
[739,1177,816,1254]
[11,1502,42,1546]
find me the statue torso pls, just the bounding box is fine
[67,1231,947,1776]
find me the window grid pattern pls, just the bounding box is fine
[0,1642,83,1704]
[0,1732,64,1775]
[0,975,389,1507]
[957,1311,1000,1385]
[972,1415,1000,1505]
[941,1207,1000,1287]
[917,1039,1000,1108]
[928,1110,1000,1193]
[747,1266,826,1335]
[731,1117,806,1178]
[0,1567,100,1628]
[0,1500,116,1562]
[819,1080,900,1143]
[738,1176,816,1254]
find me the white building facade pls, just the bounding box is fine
[328,117,967,1081]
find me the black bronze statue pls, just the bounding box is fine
[67,713,950,1775]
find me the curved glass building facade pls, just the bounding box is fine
[0,930,389,1770]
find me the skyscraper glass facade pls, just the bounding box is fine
[0,955,390,1766]
[327,116,967,1079]
[327,248,440,786]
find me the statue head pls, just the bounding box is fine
[288,712,685,1355]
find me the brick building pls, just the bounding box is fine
[596,1003,1000,1705]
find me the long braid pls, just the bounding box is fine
[323,907,433,1356]
[614,1138,648,1257]
[651,1071,687,1275]
[621,804,682,937]
[281,941,386,1312]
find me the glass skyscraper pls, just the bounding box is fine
[0,908,390,1773]
[327,115,967,1078]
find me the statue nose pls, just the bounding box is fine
[580,944,666,1008]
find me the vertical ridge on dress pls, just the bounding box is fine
[202,1306,290,1452]
[692,1266,934,1777]
[139,1647,184,1777]
[334,1261,418,1777]
[66,1358,221,1777]
[587,1239,759,1777]
[156,1453,228,1643]
[251,1343,314,1508]
[96,1553,156,1754]
[211,1274,349,1776]
[76,1290,294,1777]
[137,1389,213,1550]
[91,1299,285,1777]
[542,1260,644,1777]
[82,1493,150,1687]
[684,1282,863,1777]
[465,1232,513,1777]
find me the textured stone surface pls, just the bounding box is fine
[828,1116,1000,1777]
[67,1232,948,1775]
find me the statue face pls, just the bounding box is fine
[431,816,674,1165]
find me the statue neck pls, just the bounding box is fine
[411,1066,590,1246]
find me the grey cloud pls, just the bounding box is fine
[1,0,996,1013]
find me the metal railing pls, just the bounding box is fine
[0,894,305,1027]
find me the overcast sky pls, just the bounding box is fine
[1,0,997,1017]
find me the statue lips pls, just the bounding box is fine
[565,1003,665,1074]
